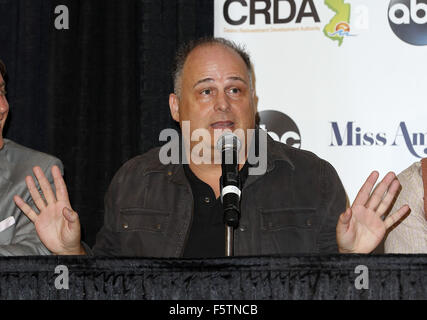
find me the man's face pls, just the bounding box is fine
[169,44,256,156]
[0,73,9,149]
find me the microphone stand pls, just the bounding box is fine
[225,225,234,257]
[220,139,241,257]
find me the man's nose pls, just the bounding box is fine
[214,91,231,112]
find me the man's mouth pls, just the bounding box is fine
[210,121,234,129]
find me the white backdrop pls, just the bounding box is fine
[214,0,427,201]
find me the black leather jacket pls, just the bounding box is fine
[93,135,346,257]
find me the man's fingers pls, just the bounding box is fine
[25,175,47,210]
[52,166,70,203]
[384,205,410,229]
[62,207,79,223]
[33,166,56,204]
[365,172,396,211]
[352,171,379,207]
[341,208,352,224]
[13,195,38,223]
[336,208,352,235]
[375,179,400,216]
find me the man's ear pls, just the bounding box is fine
[169,93,180,122]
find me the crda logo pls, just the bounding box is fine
[258,110,301,148]
[223,0,320,25]
[388,0,427,45]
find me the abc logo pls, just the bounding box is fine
[388,0,427,45]
[258,110,301,148]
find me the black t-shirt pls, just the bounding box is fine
[182,163,249,258]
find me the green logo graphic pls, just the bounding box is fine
[324,0,351,46]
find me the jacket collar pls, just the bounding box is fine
[142,128,295,186]
[258,129,294,173]
[242,130,295,189]
[0,139,13,182]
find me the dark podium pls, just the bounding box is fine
[0,255,426,300]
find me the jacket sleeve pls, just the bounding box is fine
[317,160,347,253]
[0,158,63,256]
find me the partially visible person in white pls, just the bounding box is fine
[385,161,427,253]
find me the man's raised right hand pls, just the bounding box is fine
[13,165,85,255]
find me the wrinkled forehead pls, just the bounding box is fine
[182,44,250,82]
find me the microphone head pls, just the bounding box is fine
[216,132,242,153]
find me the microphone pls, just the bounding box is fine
[216,132,242,228]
